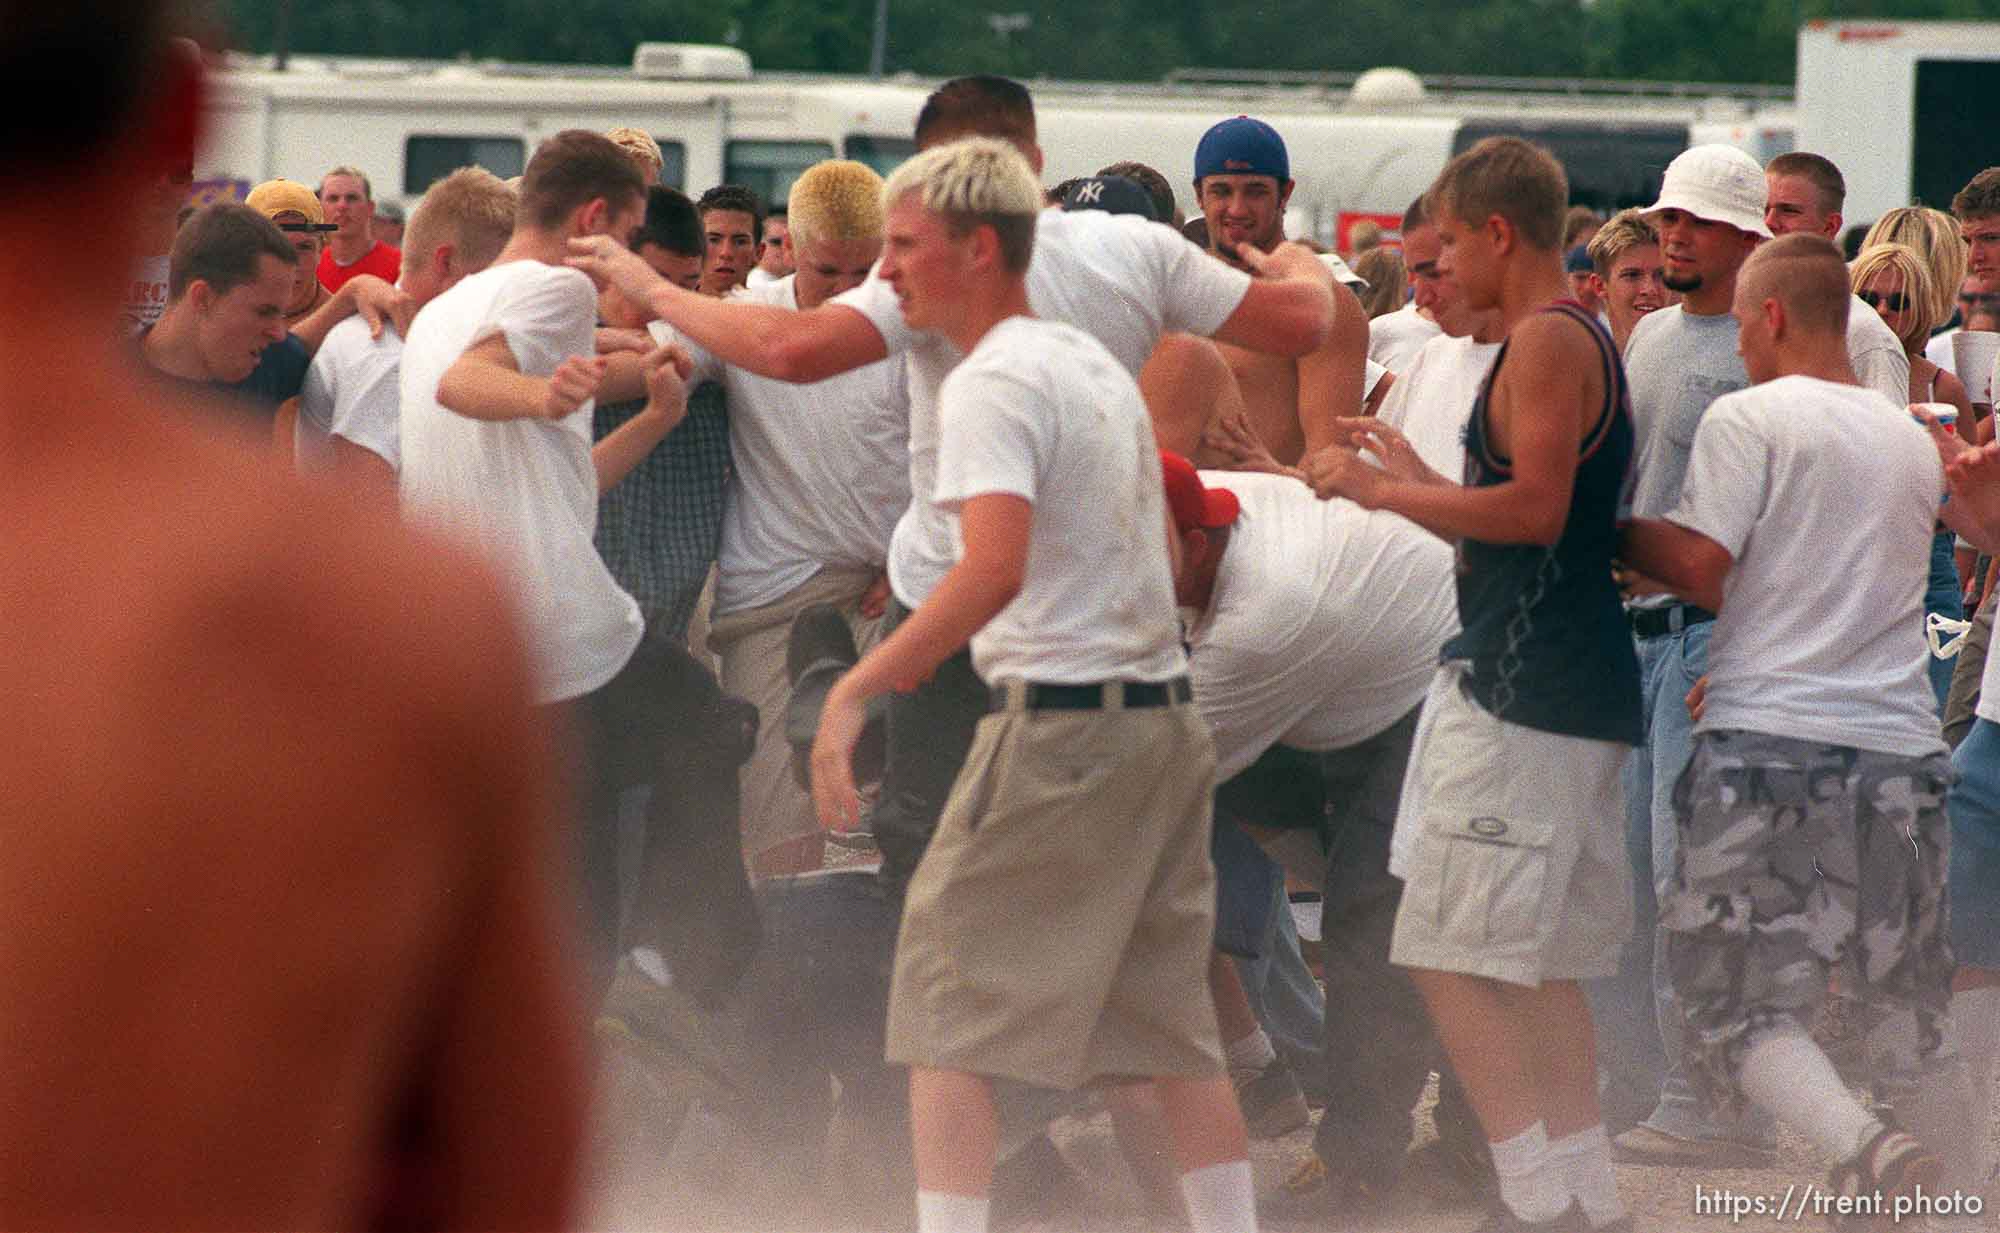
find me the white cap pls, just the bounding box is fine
[1643,144,1772,239]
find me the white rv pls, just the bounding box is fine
[198,45,1794,243]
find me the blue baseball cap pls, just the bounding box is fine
[1195,116,1289,184]
[1565,243,1594,273]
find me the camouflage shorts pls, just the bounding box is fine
[1661,729,1954,1117]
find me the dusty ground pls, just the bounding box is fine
[584,858,1997,1233]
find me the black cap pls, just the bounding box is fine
[1059,175,1159,222]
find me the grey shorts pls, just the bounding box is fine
[1662,729,1954,1116]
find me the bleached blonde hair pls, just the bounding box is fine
[604,126,665,183]
[881,137,1041,271]
[786,159,885,251]
[1850,241,1939,350]
[1863,206,1965,326]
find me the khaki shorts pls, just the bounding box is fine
[885,688,1224,1090]
[1390,664,1633,987]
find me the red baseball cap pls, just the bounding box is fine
[1160,450,1240,534]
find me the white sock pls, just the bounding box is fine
[1490,1121,1569,1223]
[629,946,673,987]
[1947,986,2000,1180]
[1179,1159,1256,1233]
[1547,1124,1625,1228]
[916,1190,989,1233]
[1737,1027,1878,1163]
[1224,1027,1276,1072]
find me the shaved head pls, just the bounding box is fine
[1738,233,1850,338]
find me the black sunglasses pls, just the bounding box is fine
[1858,289,1910,313]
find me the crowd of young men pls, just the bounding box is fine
[20,6,2000,1231]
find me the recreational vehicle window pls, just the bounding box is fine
[845,135,916,177]
[647,139,689,190]
[1452,120,1688,213]
[725,140,834,207]
[405,136,526,196]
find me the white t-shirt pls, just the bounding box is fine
[835,208,1252,609]
[1926,328,1956,377]
[1847,294,1913,406]
[933,317,1185,686]
[298,314,404,472]
[667,276,910,616]
[1187,472,1457,779]
[1668,375,1943,757]
[1375,333,1499,482]
[398,260,642,704]
[1368,302,1441,375]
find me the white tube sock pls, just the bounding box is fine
[1547,1124,1626,1228]
[1489,1121,1569,1223]
[916,1190,989,1233]
[1179,1159,1257,1233]
[1224,1027,1276,1072]
[1737,1027,1878,1163]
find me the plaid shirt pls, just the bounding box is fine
[593,381,731,642]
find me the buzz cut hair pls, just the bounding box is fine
[1955,168,2000,225]
[1741,232,1851,338]
[604,126,665,183]
[1863,206,1966,326]
[881,137,1042,273]
[1767,151,1847,216]
[321,164,374,201]
[517,130,646,233]
[1400,195,1428,236]
[785,159,885,252]
[914,75,1036,151]
[168,202,297,303]
[403,166,517,278]
[1850,241,1940,349]
[1426,136,1568,252]
[1587,208,1660,277]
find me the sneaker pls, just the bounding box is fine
[1233,1057,1311,1138]
[1826,1124,1941,1232]
[1609,1122,1779,1167]
[595,956,742,1113]
[1257,1154,1398,1228]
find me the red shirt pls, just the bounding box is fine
[317,239,401,293]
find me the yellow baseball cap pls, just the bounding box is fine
[244,178,330,228]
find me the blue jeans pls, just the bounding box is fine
[1588,619,1775,1146]
[1927,530,1965,713]
[1949,717,2000,968]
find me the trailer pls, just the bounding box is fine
[1798,19,2000,225]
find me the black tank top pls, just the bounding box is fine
[1440,300,1643,746]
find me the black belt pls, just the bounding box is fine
[1629,604,1715,639]
[990,678,1193,712]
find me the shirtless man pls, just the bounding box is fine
[1141,118,1368,471]
[3,11,584,1229]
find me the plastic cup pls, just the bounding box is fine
[1952,330,2000,403]
[1912,401,1958,434]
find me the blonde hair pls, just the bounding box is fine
[1353,246,1404,318]
[1586,208,1659,275]
[403,167,518,278]
[1862,206,1964,326]
[786,159,885,251]
[1850,241,1940,351]
[1426,136,1568,252]
[881,137,1042,271]
[1740,233,1851,338]
[604,127,664,183]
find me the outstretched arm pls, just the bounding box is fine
[568,236,887,382]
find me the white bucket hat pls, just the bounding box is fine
[1644,144,1772,239]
